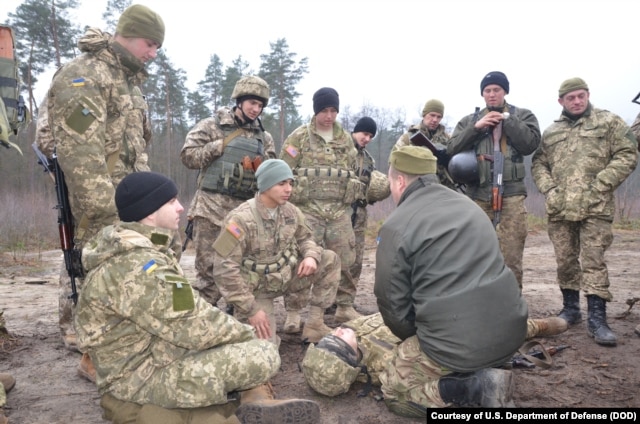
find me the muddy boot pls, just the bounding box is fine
[438,368,515,407]
[557,289,582,325]
[334,305,362,323]
[526,317,568,339]
[283,311,301,334]
[77,352,97,383]
[235,383,320,424]
[0,374,15,393]
[302,306,332,343]
[587,295,617,346]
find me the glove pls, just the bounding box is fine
[433,148,450,167]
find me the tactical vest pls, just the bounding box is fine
[292,125,364,204]
[199,128,265,200]
[471,105,526,187]
[240,199,299,280]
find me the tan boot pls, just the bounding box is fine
[526,318,568,339]
[63,333,80,353]
[302,306,332,343]
[283,311,301,334]
[0,410,7,424]
[77,352,96,383]
[334,305,362,323]
[235,383,320,424]
[0,374,15,393]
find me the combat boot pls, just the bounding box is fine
[557,289,582,325]
[526,317,568,339]
[0,374,15,393]
[438,368,515,407]
[587,295,617,346]
[334,305,362,323]
[302,306,332,343]
[77,352,97,383]
[283,311,301,334]
[235,382,320,424]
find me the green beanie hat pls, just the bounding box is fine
[116,4,165,47]
[422,99,444,116]
[255,159,294,192]
[389,145,437,175]
[558,77,589,98]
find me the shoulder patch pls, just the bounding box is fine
[72,78,85,87]
[285,145,299,158]
[143,260,158,274]
[226,222,244,239]
[213,222,243,257]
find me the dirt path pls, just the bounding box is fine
[1,229,639,423]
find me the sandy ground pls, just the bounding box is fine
[1,229,639,423]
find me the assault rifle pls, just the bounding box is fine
[490,118,506,228]
[32,142,82,304]
[409,131,450,167]
[182,219,194,252]
[511,344,570,369]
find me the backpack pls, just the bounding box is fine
[0,24,29,149]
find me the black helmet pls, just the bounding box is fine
[448,150,479,185]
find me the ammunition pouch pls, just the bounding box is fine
[291,167,364,205]
[242,248,299,293]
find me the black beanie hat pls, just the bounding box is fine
[313,87,339,115]
[353,117,377,137]
[480,71,510,94]
[116,172,178,222]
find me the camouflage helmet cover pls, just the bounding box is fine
[366,170,391,204]
[302,344,360,397]
[231,75,270,107]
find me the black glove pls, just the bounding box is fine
[433,148,450,167]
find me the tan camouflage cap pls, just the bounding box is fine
[116,4,165,47]
[302,344,360,397]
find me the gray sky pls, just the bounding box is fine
[3,0,640,131]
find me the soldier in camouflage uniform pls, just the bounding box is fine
[350,117,390,288]
[532,78,638,347]
[40,5,164,380]
[632,106,640,339]
[213,159,339,344]
[396,99,455,189]
[75,171,319,424]
[447,72,541,289]
[181,76,276,309]
[280,87,363,323]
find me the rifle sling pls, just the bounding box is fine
[517,340,553,369]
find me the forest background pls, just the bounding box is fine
[1,0,640,260]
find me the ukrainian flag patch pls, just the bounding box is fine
[72,78,85,87]
[143,260,158,274]
[285,145,298,158]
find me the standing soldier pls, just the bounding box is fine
[279,87,363,323]
[181,76,276,310]
[213,159,340,344]
[42,4,165,381]
[396,99,455,189]
[350,117,390,290]
[447,72,541,289]
[532,78,638,346]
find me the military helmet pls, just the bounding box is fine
[231,75,270,107]
[302,339,361,396]
[447,150,479,185]
[366,170,391,204]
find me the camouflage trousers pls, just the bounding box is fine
[476,195,528,289]
[58,264,82,344]
[191,216,223,306]
[350,206,368,282]
[379,335,449,408]
[107,338,279,409]
[305,212,356,306]
[547,217,614,301]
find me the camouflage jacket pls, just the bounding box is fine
[343,313,401,386]
[180,107,276,225]
[75,222,255,397]
[396,123,453,188]
[631,111,640,144]
[212,195,322,317]
[46,28,152,244]
[279,116,359,220]
[447,103,541,201]
[532,105,638,222]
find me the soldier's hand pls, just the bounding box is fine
[475,111,504,130]
[297,257,318,277]
[248,309,272,340]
